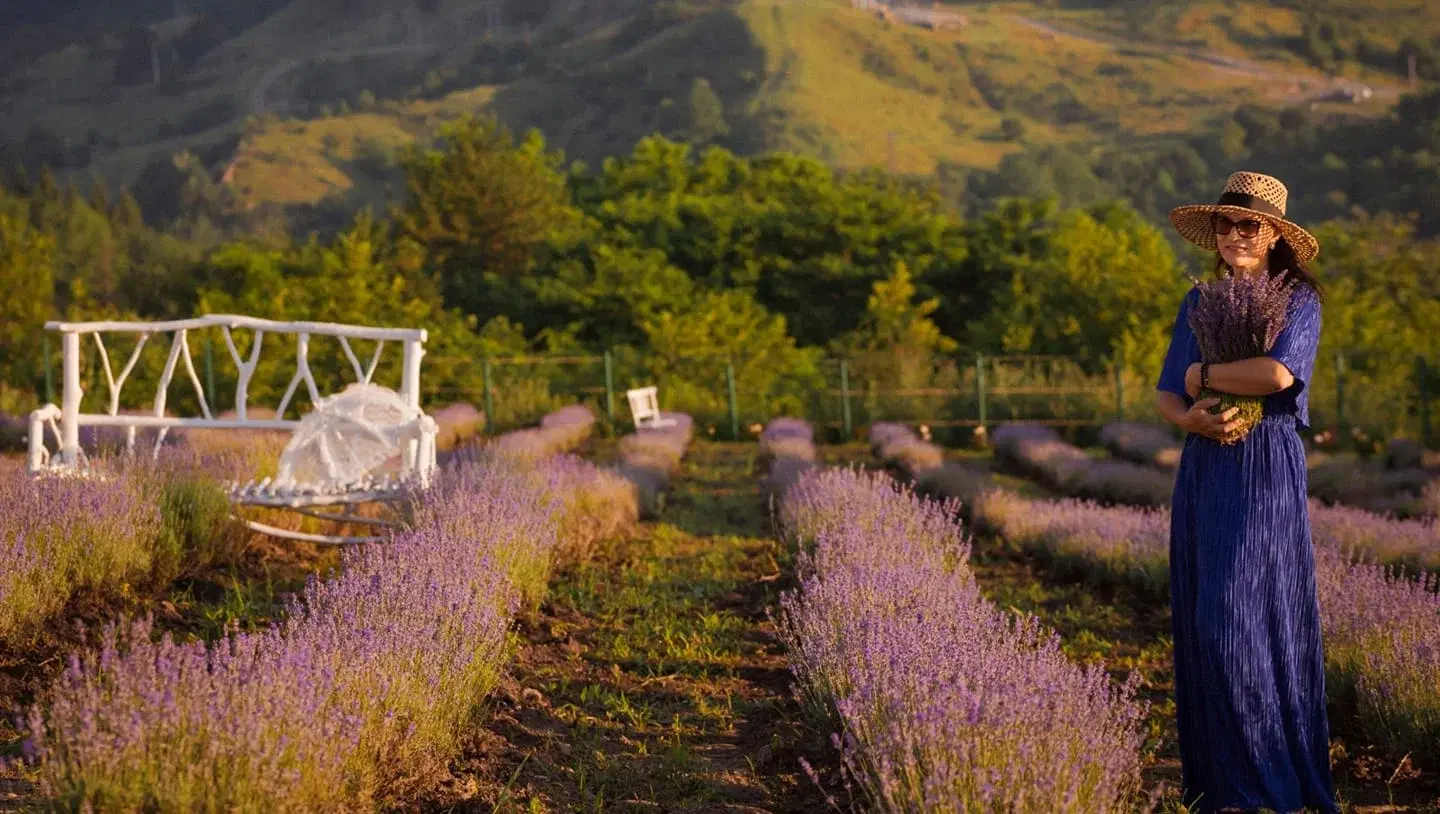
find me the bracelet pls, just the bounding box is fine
[1200,362,1211,392]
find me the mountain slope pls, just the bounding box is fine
[0,0,1415,226]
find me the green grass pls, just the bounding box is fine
[419,442,832,812]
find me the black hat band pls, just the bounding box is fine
[1216,191,1283,219]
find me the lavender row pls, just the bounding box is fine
[992,424,1174,508]
[759,418,817,499]
[615,413,695,515]
[951,479,1440,762]
[0,468,162,643]
[487,403,598,463]
[485,405,637,570]
[1099,422,1181,472]
[0,446,278,644]
[1308,452,1440,521]
[776,466,1147,811]
[22,445,637,810]
[867,421,944,480]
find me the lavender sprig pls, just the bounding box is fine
[1188,271,1296,364]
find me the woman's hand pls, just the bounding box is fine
[1179,397,1242,441]
[1185,362,1203,398]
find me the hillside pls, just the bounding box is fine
[0,0,1423,228]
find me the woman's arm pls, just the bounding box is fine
[1184,357,1294,398]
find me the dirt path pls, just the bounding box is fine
[247,43,444,115]
[1010,15,1401,104]
[416,442,836,812]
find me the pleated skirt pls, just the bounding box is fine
[1169,414,1338,813]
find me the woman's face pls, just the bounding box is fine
[1213,212,1278,272]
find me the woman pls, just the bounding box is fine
[1155,171,1338,813]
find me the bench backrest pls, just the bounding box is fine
[29,314,428,473]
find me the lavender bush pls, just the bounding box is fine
[1424,480,1440,519]
[993,424,1174,508]
[0,469,163,642]
[487,403,598,465]
[23,445,640,811]
[777,467,1147,811]
[915,463,993,508]
[430,401,486,451]
[760,418,817,499]
[866,422,914,456]
[866,422,944,480]
[1309,502,1440,572]
[542,454,640,567]
[1308,454,1440,520]
[972,489,1170,600]
[616,413,695,516]
[1187,271,1295,444]
[953,477,1440,763]
[539,403,597,448]
[1099,422,1181,471]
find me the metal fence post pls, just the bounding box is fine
[42,334,54,405]
[839,359,853,440]
[1113,358,1124,421]
[975,352,988,434]
[726,361,739,441]
[603,349,615,428]
[1419,355,1432,448]
[1334,349,1347,448]
[481,354,495,434]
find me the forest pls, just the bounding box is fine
[2,102,1438,446]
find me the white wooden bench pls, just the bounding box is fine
[625,386,677,430]
[26,314,437,545]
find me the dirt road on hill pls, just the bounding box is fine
[1010,15,1402,105]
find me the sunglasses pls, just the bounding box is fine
[1211,213,1266,238]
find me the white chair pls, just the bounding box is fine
[27,314,437,545]
[625,386,677,430]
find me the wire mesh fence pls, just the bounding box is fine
[14,336,1438,450]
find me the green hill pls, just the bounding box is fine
[0,0,1424,227]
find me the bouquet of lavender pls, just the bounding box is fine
[1187,270,1295,444]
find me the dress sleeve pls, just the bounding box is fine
[1157,288,1199,402]
[1266,285,1321,395]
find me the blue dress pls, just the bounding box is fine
[1156,284,1337,814]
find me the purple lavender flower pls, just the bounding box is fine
[1186,272,1296,444]
[614,413,696,516]
[761,418,818,498]
[25,449,637,810]
[1188,271,1295,365]
[776,467,1148,810]
[993,424,1173,507]
[940,472,1440,762]
[0,467,163,642]
[1100,422,1181,471]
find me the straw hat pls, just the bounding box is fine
[1168,171,1319,264]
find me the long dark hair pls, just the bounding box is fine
[1213,236,1323,301]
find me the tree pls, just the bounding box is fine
[0,214,54,398]
[684,77,729,146]
[835,260,960,396]
[394,115,585,319]
[841,260,957,356]
[564,137,968,347]
[641,289,822,419]
[965,200,1187,376]
[199,212,488,405]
